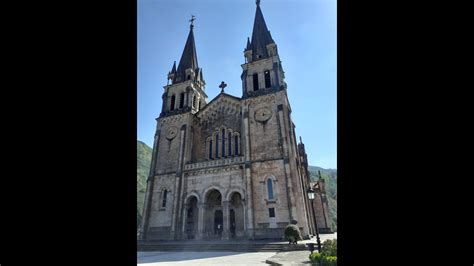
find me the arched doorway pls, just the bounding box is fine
[204,189,223,238]
[184,196,198,239]
[229,192,244,238]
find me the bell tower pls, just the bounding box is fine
[161,16,207,117]
[239,0,312,239]
[241,0,286,98]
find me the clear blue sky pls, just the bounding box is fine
[138,0,337,169]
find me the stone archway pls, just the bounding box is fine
[204,189,223,239]
[229,192,245,238]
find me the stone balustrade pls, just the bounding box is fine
[184,156,244,171]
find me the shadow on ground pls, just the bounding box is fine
[137,251,266,264]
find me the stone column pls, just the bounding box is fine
[185,90,189,107]
[242,110,254,238]
[222,201,230,239]
[273,62,280,89]
[161,92,168,113]
[181,204,189,239]
[277,104,296,221]
[170,125,187,240]
[197,203,206,239]
[230,134,235,156]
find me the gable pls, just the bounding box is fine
[196,93,241,127]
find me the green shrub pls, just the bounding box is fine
[309,252,322,263]
[284,224,302,243]
[321,239,337,257]
[321,256,337,266]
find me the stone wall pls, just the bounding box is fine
[149,174,175,227]
[250,160,290,229]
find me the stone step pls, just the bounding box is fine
[137,243,308,252]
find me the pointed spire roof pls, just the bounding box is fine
[246,37,251,50]
[171,61,176,73]
[177,24,199,73]
[249,0,274,60]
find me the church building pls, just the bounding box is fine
[139,1,323,240]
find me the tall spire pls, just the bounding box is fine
[177,16,199,74]
[249,0,274,60]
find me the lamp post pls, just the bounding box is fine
[307,187,321,253]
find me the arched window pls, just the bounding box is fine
[267,180,274,200]
[209,140,213,159]
[221,129,225,157]
[215,134,219,158]
[253,73,259,91]
[228,132,232,156]
[162,189,168,207]
[170,95,176,111]
[264,70,271,88]
[179,92,185,109]
[234,135,239,156]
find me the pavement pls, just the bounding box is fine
[137,251,277,265]
[265,251,312,266]
[266,233,337,266]
[137,233,337,265]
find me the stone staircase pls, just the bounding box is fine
[137,241,308,252]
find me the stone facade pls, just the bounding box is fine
[139,1,322,241]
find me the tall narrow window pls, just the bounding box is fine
[228,132,232,156]
[234,135,239,155]
[253,73,259,91]
[179,92,185,109]
[192,95,196,108]
[215,134,219,158]
[170,95,176,111]
[264,70,271,88]
[267,179,274,200]
[197,100,201,111]
[221,129,225,157]
[209,140,213,159]
[162,189,168,207]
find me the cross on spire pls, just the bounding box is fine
[256,0,260,6]
[189,15,196,28]
[219,81,227,92]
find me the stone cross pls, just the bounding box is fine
[189,15,196,26]
[219,81,227,92]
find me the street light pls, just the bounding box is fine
[307,187,322,253]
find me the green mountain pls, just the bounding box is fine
[137,140,152,228]
[136,140,337,231]
[308,166,337,232]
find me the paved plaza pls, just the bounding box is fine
[137,251,277,265]
[137,233,336,265]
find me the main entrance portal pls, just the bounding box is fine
[182,188,245,240]
[205,189,222,239]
